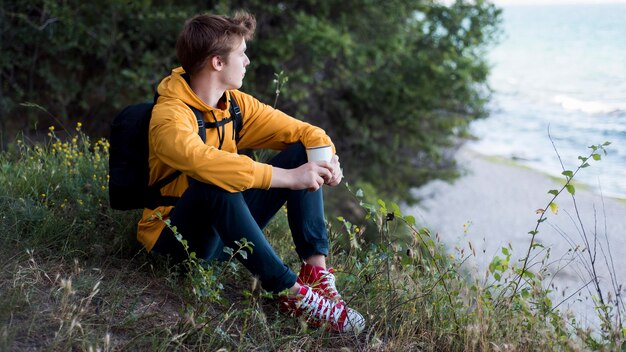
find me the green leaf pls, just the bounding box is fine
[592,153,601,160]
[404,215,416,226]
[603,141,611,146]
[355,189,364,198]
[391,202,401,216]
[549,202,558,214]
[548,189,558,196]
[581,162,590,168]
[566,184,575,195]
[362,203,376,213]
[561,170,573,178]
[522,270,535,279]
[239,250,248,260]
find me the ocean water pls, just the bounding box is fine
[468,3,626,199]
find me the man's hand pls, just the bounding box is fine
[271,155,343,191]
[325,154,343,186]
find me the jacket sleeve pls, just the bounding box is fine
[149,100,272,192]
[232,91,335,152]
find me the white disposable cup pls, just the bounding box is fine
[306,145,333,162]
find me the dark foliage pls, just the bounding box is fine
[0,0,501,201]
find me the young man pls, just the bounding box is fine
[136,12,365,334]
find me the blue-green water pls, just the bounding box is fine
[469,3,626,198]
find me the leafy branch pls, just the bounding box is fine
[153,212,254,304]
[272,71,288,108]
[347,184,461,332]
[510,140,611,303]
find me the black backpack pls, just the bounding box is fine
[109,97,243,210]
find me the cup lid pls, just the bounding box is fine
[306,145,332,150]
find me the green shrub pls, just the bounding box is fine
[0,123,136,257]
[1,0,501,203]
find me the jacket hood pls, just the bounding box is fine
[157,67,232,118]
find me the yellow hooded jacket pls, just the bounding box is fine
[137,67,334,251]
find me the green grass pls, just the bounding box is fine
[1,127,624,351]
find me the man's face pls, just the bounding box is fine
[220,37,250,90]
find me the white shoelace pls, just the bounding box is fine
[297,287,344,324]
[319,269,341,299]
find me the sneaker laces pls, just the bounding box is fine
[318,268,341,301]
[297,286,344,325]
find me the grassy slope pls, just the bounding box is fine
[1,129,622,351]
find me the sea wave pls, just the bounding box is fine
[553,95,626,115]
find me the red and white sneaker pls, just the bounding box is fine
[281,285,365,334]
[298,263,342,303]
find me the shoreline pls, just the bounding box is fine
[408,146,626,329]
[474,151,626,205]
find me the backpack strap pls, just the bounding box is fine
[202,98,242,147]
[229,96,243,142]
[190,105,206,143]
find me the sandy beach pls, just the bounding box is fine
[408,146,626,329]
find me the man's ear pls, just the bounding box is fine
[211,56,224,71]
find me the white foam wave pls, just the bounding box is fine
[554,95,626,115]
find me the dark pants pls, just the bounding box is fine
[152,143,329,293]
